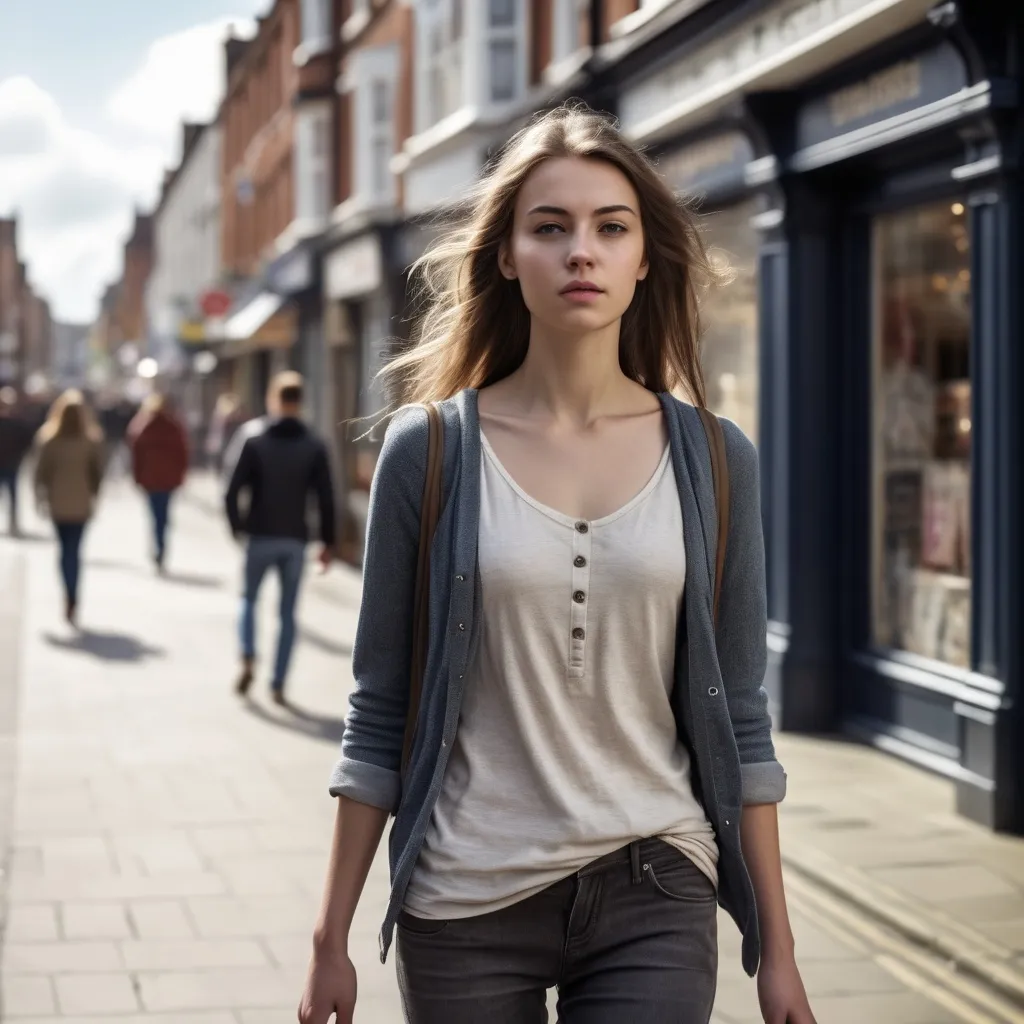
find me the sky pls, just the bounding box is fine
[0,0,267,324]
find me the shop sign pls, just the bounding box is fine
[178,319,207,345]
[795,43,969,151]
[325,234,382,300]
[657,132,755,197]
[268,246,314,295]
[619,0,885,138]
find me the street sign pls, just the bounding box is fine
[200,289,231,318]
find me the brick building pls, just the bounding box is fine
[0,217,53,390]
[218,0,337,417]
[321,0,636,558]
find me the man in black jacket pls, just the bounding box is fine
[224,371,336,704]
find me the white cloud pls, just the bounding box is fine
[0,16,256,323]
[108,18,255,155]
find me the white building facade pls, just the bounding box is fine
[145,122,223,375]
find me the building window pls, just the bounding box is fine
[552,0,584,64]
[872,200,971,668]
[295,104,333,224]
[352,45,398,204]
[700,198,759,447]
[486,0,522,104]
[418,0,465,130]
[301,0,332,49]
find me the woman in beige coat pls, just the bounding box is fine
[34,390,105,625]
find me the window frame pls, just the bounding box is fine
[351,44,400,206]
[294,101,334,226]
[300,0,333,51]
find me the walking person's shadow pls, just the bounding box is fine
[43,629,165,663]
[242,699,345,742]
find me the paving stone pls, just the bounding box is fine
[1,974,57,1016]
[61,902,132,939]
[120,937,271,970]
[127,899,196,939]
[3,905,60,942]
[3,941,122,973]
[136,966,297,1011]
[54,973,141,1014]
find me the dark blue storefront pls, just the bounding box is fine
[604,1,1023,832]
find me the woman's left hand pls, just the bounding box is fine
[757,953,816,1023]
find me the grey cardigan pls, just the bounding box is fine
[329,388,786,976]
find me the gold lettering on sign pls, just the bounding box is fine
[828,61,922,128]
[660,135,742,189]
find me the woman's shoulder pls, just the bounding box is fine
[662,395,757,468]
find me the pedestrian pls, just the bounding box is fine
[127,392,189,572]
[206,392,246,476]
[224,371,336,705]
[0,386,34,535]
[298,105,816,1024]
[33,389,105,626]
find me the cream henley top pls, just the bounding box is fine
[403,430,718,920]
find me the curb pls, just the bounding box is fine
[782,843,1024,1009]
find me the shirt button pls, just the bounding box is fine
[572,627,585,640]
[573,590,586,604]
[575,521,589,534]
[574,555,587,568]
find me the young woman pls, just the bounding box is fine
[128,392,189,572]
[299,105,815,1024]
[33,390,105,625]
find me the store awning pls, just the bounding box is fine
[223,291,284,341]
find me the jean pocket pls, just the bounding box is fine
[642,856,717,905]
[397,910,450,936]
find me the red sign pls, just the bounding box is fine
[200,290,231,318]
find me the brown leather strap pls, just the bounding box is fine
[696,407,730,627]
[401,402,444,777]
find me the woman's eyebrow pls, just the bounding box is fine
[526,204,637,217]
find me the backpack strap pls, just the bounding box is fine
[401,402,444,778]
[696,408,730,627]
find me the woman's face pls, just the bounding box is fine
[500,156,648,335]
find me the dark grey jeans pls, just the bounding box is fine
[396,838,718,1023]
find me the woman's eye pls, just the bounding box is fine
[601,223,627,234]
[535,223,564,234]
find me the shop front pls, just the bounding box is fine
[756,22,1022,831]
[612,1,1023,831]
[322,225,407,564]
[654,130,767,444]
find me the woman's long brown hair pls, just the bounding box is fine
[381,102,728,408]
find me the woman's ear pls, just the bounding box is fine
[498,241,517,280]
[637,251,650,282]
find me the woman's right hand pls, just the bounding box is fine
[297,946,357,1024]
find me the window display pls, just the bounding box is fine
[872,200,971,667]
[701,199,759,445]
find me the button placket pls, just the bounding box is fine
[568,521,591,679]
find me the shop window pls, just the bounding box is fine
[872,200,971,668]
[700,198,760,445]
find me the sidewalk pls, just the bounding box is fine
[0,473,1020,1022]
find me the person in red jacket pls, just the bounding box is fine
[128,393,189,572]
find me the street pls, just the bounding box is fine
[0,471,1021,1023]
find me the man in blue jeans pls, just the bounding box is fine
[224,372,336,704]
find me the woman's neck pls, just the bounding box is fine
[501,321,646,428]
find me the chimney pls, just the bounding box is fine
[0,217,17,248]
[225,33,251,76]
[182,122,205,156]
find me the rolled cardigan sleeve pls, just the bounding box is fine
[328,406,429,812]
[716,420,787,805]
